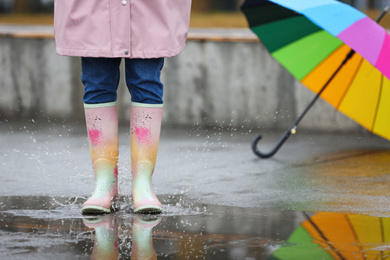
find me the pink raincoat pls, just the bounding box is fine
[54,0,192,58]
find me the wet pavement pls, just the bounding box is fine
[1,120,390,259]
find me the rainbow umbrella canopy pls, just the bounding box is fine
[241,0,390,158]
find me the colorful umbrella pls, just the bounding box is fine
[271,212,390,260]
[241,0,390,158]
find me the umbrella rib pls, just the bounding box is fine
[380,217,385,260]
[345,214,367,260]
[334,54,364,110]
[371,75,384,132]
[303,212,347,260]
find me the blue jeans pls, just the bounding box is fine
[81,57,164,104]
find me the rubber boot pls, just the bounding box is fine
[130,102,163,214]
[82,102,119,214]
[83,215,119,259]
[132,216,161,260]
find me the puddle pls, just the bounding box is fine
[1,196,390,259]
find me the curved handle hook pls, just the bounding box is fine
[251,128,294,159]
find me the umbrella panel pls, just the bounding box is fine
[374,78,390,138]
[349,214,386,259]
[339,59,383,131]
[338,17,386,66]
[271,225,334,260]
[300,2,366,36]
[252,16,321,53]
[376,34,390,79]
[303,213,364,260]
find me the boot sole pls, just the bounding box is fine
[82,201,119,215]
[134,205,162,214]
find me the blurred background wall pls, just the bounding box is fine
[0,0,388,133]
[0,0,53,13]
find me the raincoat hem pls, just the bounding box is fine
[56,44,186,59]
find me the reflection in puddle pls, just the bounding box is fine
[131,217,160,259]
[84,215,119,259]
[84,214,162,259]
[273,212,390,259]
[1,196,390,259]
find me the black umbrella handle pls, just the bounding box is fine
[252,128,293,158]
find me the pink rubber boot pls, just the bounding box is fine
[82,102,119,214]
[130,102,163,214]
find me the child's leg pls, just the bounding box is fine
[81,57,121,104]
[124,58,164,104]
[81,57,121,214]
[125,58,164,214]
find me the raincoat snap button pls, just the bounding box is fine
[124,50,129,55]
[122,1,127,6]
